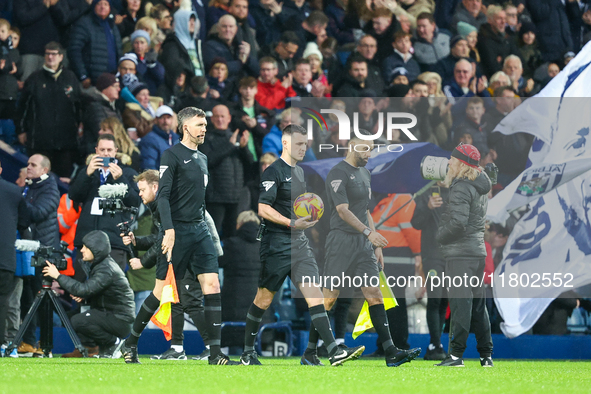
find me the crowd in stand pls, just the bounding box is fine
[1,0,591,357]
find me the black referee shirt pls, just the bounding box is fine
[158,142,209,230]
[325,160,372,234]
[259,158,306,234]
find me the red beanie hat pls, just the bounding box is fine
[451,143,480,169]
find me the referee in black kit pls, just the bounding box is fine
[240,124,365,367]
[317,129,421,367]
[137,107,235,365]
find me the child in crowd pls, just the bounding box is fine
[0,19,21,120]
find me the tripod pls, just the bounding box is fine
[7,278,87,357]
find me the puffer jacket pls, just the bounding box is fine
[57,230,135,323]
[436,171,491,259]
[199,128,254,204]
[23,174,60,248]
[413,31,450,71]
[68,12,122,83]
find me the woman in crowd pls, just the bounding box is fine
[129,30,165,94]
[99,117,141,171]
[418,71,452,147]
[122,80,159,138]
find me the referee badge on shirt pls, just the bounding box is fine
[159,166,168,178]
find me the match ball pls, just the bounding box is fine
[294,193,324,221]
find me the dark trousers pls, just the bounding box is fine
[207,202,239,239]
[28,148,79,179]
[0,270,17,344]
[170,271,208,346]
[70,309,131,348]
[425,259,448,347]
[20,274,42,345]
[446,257,493,358]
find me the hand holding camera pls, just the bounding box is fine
[42,261,61,280]
[87,156,120,178]
[121,231,136,246]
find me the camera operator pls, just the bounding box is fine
[120,170,223,361]
[435,144,493,368]
[18,154,61,356]
[0,159,29,356]
[68,134,140,279]
[42,230,135,358]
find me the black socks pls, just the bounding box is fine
[309,304,338,357]
[244,303,266,352]
[126,292,160,346]
[204,293,222,357]
[368,304,398,357]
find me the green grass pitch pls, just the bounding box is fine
[2,357,590,394]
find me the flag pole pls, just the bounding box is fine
[375,180,437,229]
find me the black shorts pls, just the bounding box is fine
[258,230,319,292]
[323,230,379,289]
[156,221,218,281]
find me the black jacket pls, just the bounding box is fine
[477,23,520,78]
[133,200,161,269]
[219,222,261,321]
[57,230,135,323]
[526,0,576,63]
[68,162,140,250]
[199,128,254,204]
[23,175,60,248]
[0,44,21,101]
[363,15,400,64]
[0,177,29,273]
[81,90,122,155]
[203,35,259,77]
[16,67,82,151]
[159,33,204,80]
[68,13,122,82]
[13,0,62,56]
[411,186,449,263]
[437,171,492,259]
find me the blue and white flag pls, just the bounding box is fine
[490,41,591,338]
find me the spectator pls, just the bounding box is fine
[348,35,384,96]
[173,75,219,114]
[68,134,140,275]
[43,230,135,358]
[207,0,231,31]
[16,41,81,178]
[231,76,275,161]
[457,21,479,63]
[13,0,62,81]
[203,14,259,78]
[303,43,330,97]
[129,30,165,95]
[207,57,236,101]
[389,67,409,85]
[81,72,122,155]
[157,64,191,108]
[199,104,253,239]
[533,291,591,336]
[99,117,141,171]
[476,6,520,78]
[69,0,123,87]
[413,12,450,72]
[159,9,205,79]
[219,210,261,348]
[526,0,576,63]
[289,58,326,99]
[486,86,532,186]
[118,53,137,78]
[325,0,355,45]
[0,159,29,357]
[293,10,329,57]
[435,35,470,84]
[443,58,490,124]
[138,105,179,170]
[259,31,300,80]
[517,22,543,80]
[336,54,372,97]
[486,70,511,96]
[503,3,520,38]
[450,0,486,33]
[356,95,378,132]
[0,18,21,121]
[116,0,144,40]
[228,0,259,60]
[388,0,435,30]
[364,8,400,64]
[502,55,537,97]
[255,56,295,110]
[122,79,157,138]
[383,31,421,84]
[452,96,488,156]
[150,4,174,36]
[249,0,298,46]
[18,154,60,355]
[417,71,452,146]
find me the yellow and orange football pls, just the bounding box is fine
[294,193,324,221]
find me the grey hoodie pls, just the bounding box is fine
[436,171,492,259]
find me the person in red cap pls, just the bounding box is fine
[435,143,494,368]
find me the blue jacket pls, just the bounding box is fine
[138,125,180,170]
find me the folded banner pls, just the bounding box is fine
[150,264,179,340]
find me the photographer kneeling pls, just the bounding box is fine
[43,230,135,358]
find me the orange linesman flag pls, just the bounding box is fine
[150,264,179,340]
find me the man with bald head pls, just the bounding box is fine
[199,104,254,239]
[203,14,260,78]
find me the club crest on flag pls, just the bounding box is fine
[516,164,565,197]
